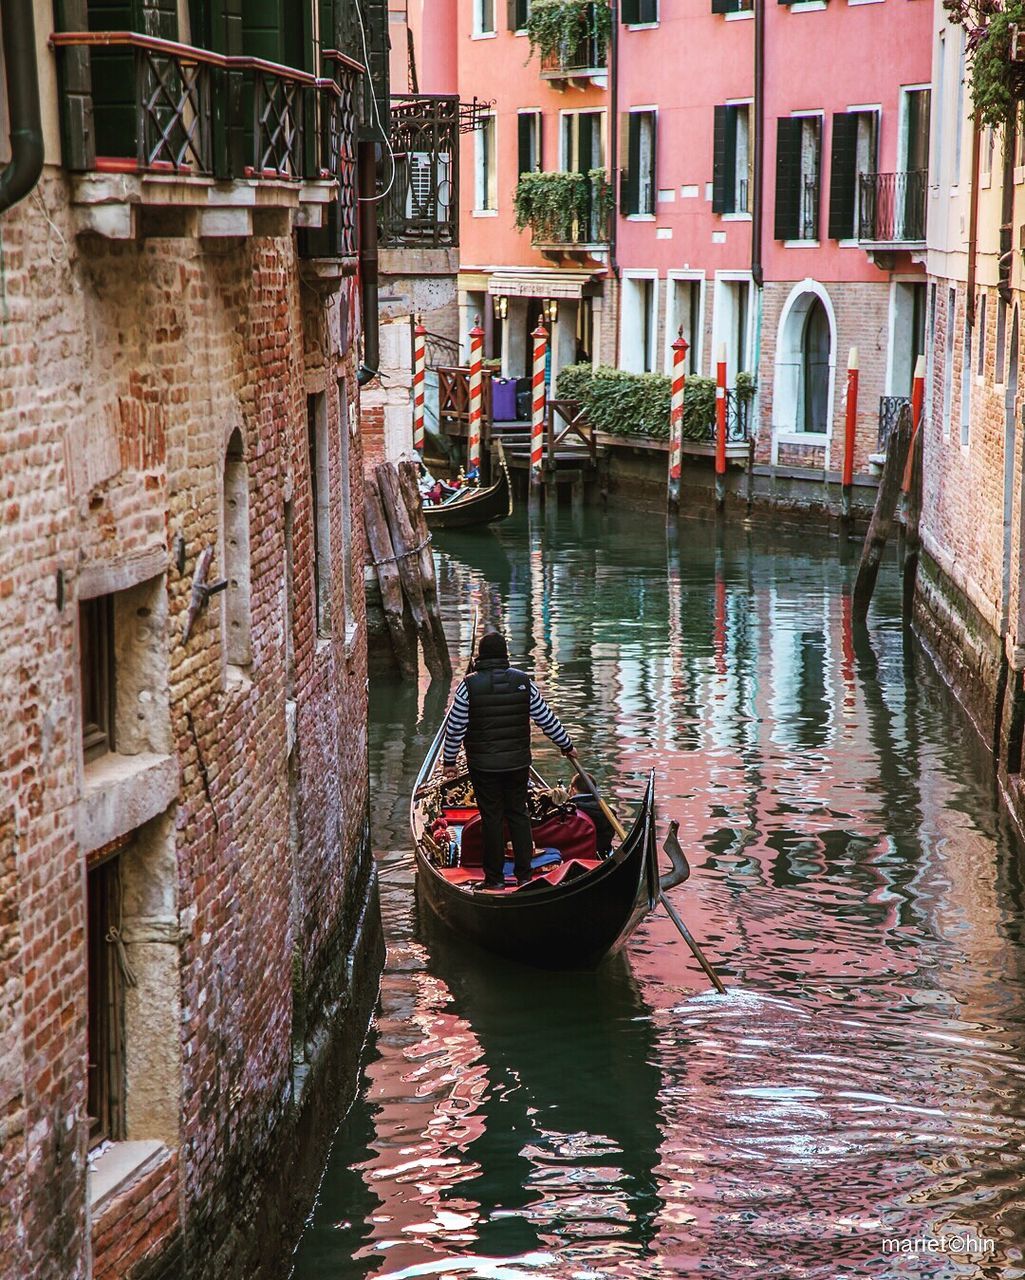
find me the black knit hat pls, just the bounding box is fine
[478,631,509,661]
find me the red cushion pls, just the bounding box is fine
[459,809,598,866]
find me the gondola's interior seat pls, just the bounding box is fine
[456,808,598,867]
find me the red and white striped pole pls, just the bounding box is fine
[669,327,689,513]
[841,346,859,524]
[530,316,548,493]
[715,343,727,513]
[901,354,926,495]
[467,314,484,477]
[412,314,426,456]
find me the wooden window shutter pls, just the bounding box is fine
[621,0,640,21]
[622,112,641,214]
[828,112,859,241]
[639,0,658,19]
[711,0,741,12]
[518,114,533,175]
[647,112,657,213]
[507,0,529,30]
[774,117,803,240]
[712,105,735,215]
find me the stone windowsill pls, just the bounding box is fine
[78,751,179,854]
[88,1140,171,1216]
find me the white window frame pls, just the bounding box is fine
[473,0,497,37]
[558,108,607,172]
[627,105,658,220]
[711,269,755,388]
[724,97,754,220]
[620,270,660,374]
[664,271,706,376]
[517,107,543,175]
[769,278,838,465]
[474,113,498,214]
[784,110,824,247]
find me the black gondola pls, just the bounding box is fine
[422,442,512,531]
[411,715,661,968]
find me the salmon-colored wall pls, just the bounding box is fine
[456,0,608,270]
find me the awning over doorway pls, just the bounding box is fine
[484,270,603,300]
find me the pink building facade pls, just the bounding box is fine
[419,0,932,472]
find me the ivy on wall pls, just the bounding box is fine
[945,0,1025,126]
[524,0,612,64]
[514,169,611,242]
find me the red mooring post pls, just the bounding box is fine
[901,354,926,495]
[841,346,859,525]
[467,314,484,477]
[669,327,689,514]
[530,316,548,500]
[412,314,426,456]
[715,344,727,512]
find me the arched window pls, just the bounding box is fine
[223,429,251,670]
[801,298,831,434]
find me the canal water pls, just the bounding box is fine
[293,508,1025,1280]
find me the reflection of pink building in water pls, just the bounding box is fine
[392,0,932,481]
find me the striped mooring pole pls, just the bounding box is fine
[840,346,859,524]
[412,314,426,456]
[467,314,484,477]
[530,316,548,492]
[668,327,689,513]
[901,354,927,495]
[715,344,728,513]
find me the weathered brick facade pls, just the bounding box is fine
[1,161,382,1280]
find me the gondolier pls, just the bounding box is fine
[443,631,577,890]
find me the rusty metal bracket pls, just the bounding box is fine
[182,546,227,642]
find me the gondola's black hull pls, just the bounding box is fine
[415,776,659,970]
[423,453,512,530]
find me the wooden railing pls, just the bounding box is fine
[546,399,597,464]
[50,31,361,185]
[437,367,493,438]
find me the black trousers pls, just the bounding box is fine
[469,766,533,882]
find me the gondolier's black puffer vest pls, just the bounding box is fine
[464,658,531,772]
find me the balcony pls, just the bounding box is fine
[529,1,610,89]
[297,49,362,277]
[514,170,611,263]
[859,170,927,265]
[378,95,460,249]
[49,31,361,241]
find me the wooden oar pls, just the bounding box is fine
[569,761,727,996]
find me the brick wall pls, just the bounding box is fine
[0,168,381,1280]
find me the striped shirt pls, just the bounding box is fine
[443,678,572,767]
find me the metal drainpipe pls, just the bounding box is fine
[608,0,621,367]
[357,139,381,386]
[0,0,44,216]
[751,0,764,290]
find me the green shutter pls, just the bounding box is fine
[774,117,803,240]
[645,112,657,214]
[712,104,736,215]
[54,0,95,171]
[621,0,640,21]
[711,0,742,13]
[518,113,532,175]
[622,113,641,214]
[638,0,658,20]
[828,112,859,241]
[508,0,529,29]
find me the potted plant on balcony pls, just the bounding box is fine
[515,170,589,242]
[946,0,1025,125]
[525,0,612,69]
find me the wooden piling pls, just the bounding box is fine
[902,422,924,624]
[376,462,447,680]
[840,346,859,527]
[364,472,418,680]
[715,345,727,513]
[852,403,914,624]
[396,460,452,675]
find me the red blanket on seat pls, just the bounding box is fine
[459,809,598,866]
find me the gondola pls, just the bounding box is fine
[411,715,661,969]
[422,441,512,531]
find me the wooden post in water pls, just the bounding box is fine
[412,315,426,456]
[901,355,926,496]
[840,346,859,527]
[396,460,452,675]
[376,462,447,680]
[715,344,727,513]
[364,472,418,679]
[530,317,548,506]
[668,328,688,515]
[852,403,914,624]
[467,315,484,478]
[902,420,924,624]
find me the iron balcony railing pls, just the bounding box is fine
[379,95,460,248]
[49,31,360,188]
[799,174,819,241]
[302,49,362,259]
[878,395,910,451]
[683,389,754,444]
[540,4,608,75]
[859,170,928,244]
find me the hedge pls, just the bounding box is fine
[556,364,755,441]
